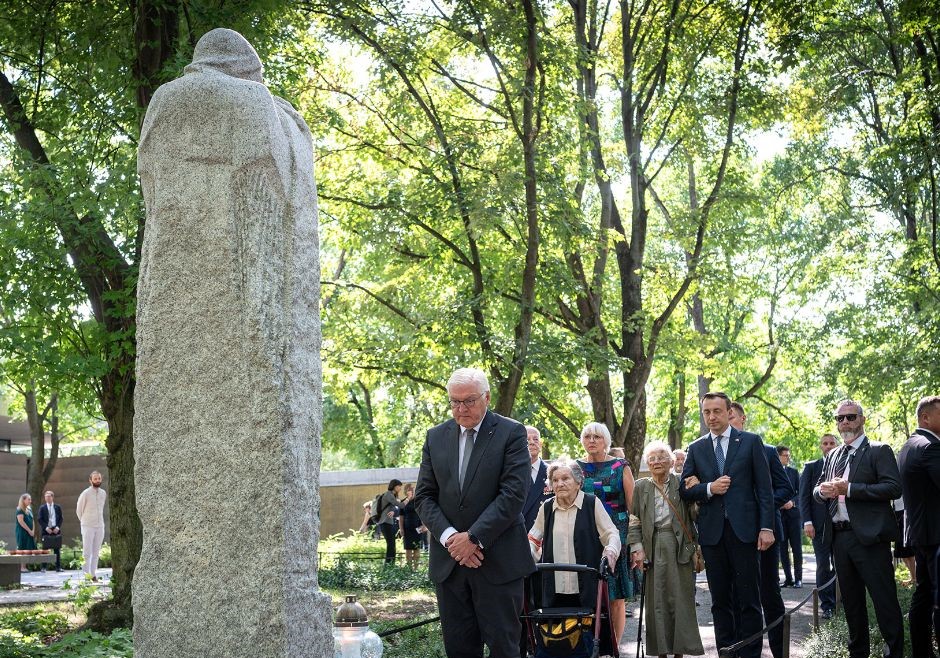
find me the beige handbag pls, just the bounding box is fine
[655,483,705,573]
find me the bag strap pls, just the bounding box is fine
[654,481,696,546]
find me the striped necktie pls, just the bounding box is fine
[827,446,851,519]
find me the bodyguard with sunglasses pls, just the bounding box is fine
[813,399,904,658]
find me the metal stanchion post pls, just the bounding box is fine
[812,588,819,631]
[781,613,791,658]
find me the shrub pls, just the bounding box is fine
[64,540,112,570]
[0,628,44,658]
[373,618,445,658]
[319,558,432,591]
[43,628,134,657]
[0,608,69,640]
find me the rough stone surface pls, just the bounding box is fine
[134,28,332,658]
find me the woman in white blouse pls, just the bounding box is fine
[527,458,620,607]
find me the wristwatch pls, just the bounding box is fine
[467,532,482,547]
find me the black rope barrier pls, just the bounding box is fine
[717,574,839,658]
[377,615,441,638]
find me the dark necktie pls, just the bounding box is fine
[714,436,725,473]
[827,446,851,519]
[459,428,476,491]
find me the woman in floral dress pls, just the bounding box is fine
[578,421,636,645]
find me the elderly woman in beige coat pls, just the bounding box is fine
[628,441,704,658]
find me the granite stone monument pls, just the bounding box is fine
[134,28,331,657]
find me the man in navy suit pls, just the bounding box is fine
[729,401,793,658]
[37,490,63,572]
[899,395,940,658]
[799,433,838,618]
[521,426,550,531]
[680,392,774,658]
[776,445,803,588]
[414,367,535,658]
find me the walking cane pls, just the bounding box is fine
[635,560,649,658]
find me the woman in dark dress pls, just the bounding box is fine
[15,493,37,572]
[398,483,423,569]
[578,422,636,645]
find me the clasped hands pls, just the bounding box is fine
[446,532,484,568]
[818,477,848,499]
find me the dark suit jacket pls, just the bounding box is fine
[414,409,536,585]
[522,459,550,531]
[37,503,63,536]
[813,436,901,547]
[766,445,796,530]
[781,465,801,522]
[898,428,940,547]
[799,458,828,529]
[679,427,774,546]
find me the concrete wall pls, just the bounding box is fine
[319,468,419,539]
[0,453,27,550]
[0,453,109,551]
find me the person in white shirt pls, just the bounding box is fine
[76,471,107,580]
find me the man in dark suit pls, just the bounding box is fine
[814,399,904,658]
[414,367,535,658]
[37,490,63,572]
[898,395,940,658]
[728,401,793,658]
[799,433,838,618]
[776,445,803,588]
[680,392,775,658]
[521,425,550,531]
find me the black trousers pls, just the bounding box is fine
[379,522,397,564]
[811,535,836,611]
[832,530,904,658]
[436,565,524,658]
[702,520,764,658]
[777,513,803,582]
[759,539,785,658]
[909,544,940,658]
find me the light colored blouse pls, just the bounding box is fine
[528,490,621,594]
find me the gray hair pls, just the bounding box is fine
[447,368,490,394]
[580,421,612,452]
[547,457,585,486]
[643,440,674,466]
[672,448,686,458]
[834,398,864,416]
[525,425,541,440]
[916,396,940,419]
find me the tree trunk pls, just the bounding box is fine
[85,377,139,631]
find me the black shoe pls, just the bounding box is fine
[781,580,794,587]
[822,609,834,620]
[55,568,64,572]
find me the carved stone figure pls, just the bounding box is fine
[134,28,331,657]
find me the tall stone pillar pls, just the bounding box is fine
[134,29,332,657]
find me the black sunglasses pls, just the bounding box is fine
[834,414,858,422]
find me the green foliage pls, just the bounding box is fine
[0,608,69,640]
[320,556,432,591]
[0,628,44,658]
[803,570,913,658]
[372,618,445,658]
[42,628,133,658]
[62,575,109,616]
[63,540,112,571]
